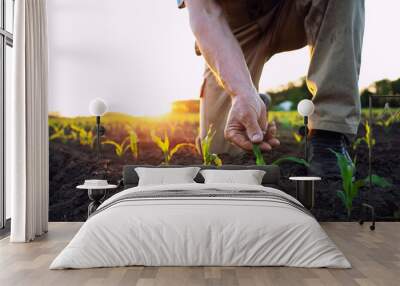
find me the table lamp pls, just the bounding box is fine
[89,98,108,161]
[297,99,315,161]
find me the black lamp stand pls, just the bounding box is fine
[304,116,309,162]
[96,116,101,161]
[94,115,106,179]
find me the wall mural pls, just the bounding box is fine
[47,1,400,222]
[48,78,400,222]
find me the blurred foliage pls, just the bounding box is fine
[266,77,400,110]
[361,78,400,107]
[267,77,311,111]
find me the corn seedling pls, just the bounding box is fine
[200,127,222,166]
[353,121,375,163]
[376,111,400,134]
[252,144,309,167]
[353,122,375,151]
[151,131,196,165]
[151,131,170,163]
[272,156,310,167]
[129,131,139,159]
[102,137,130,157]
[170,143,197,161]
[123,125,140,159]
[49,124,65,141]
[252,144,266,166]
[50,124,79,143]
[330,149,391,219]
[292,132,303,144]
[70,124,94,148]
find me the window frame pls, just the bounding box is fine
[0,0,14,230]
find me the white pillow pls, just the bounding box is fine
[135,167,201,186]
[200,169,266,185]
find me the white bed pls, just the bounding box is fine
[50,183,350,269]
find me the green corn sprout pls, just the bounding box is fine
[102,137,130,157]
[200,127,222,166]
[252,144,309,167]
[129,131,139,159]
[352,121,376,164]
[252,144,266,166]
[151,131,196,165]
[272,156,310,167]
[376,111,400,134]
[151,131,171,163]
[292,132,303,144]
[70,124,94,148]
[330,149,391,219]
[170,143,197,161]
[353,121,375,151]
[49,124,65,141]
[50,124,79,143]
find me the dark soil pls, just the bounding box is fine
[49,123,400,222]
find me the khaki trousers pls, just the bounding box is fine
[198,0,365,155]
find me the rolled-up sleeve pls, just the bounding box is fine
[177,0,185,8]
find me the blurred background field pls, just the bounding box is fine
[49,75,400,152]
[49,107,399,156]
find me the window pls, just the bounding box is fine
[0,0,14,230]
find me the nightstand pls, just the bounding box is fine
[289,176,321,210]
[77,183,117,217]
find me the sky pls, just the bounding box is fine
[48,0,400,117]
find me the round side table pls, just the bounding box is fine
[289,177,321,210]
[77,184,117,218]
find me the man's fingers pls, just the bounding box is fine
[263,120,280,148]
[243,115,264,143]
[267,138,280,147]
[225,129,254,151]
[225,124,277,152]
[225,125,279,152]
[259,142,272,151]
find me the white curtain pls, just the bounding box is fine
[10,0,49,242]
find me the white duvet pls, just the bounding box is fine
[50,183,350,269]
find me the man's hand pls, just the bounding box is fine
[224,94,280,151]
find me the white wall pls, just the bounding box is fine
[47,0,204,117]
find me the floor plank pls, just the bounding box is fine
[0,222,399,286]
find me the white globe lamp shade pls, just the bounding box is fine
[297,99,315,117]
[89,98,108,116]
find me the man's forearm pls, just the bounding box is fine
[185,0,278,150]
[186,0,257,99]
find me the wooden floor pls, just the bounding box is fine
[0,222,399,286]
